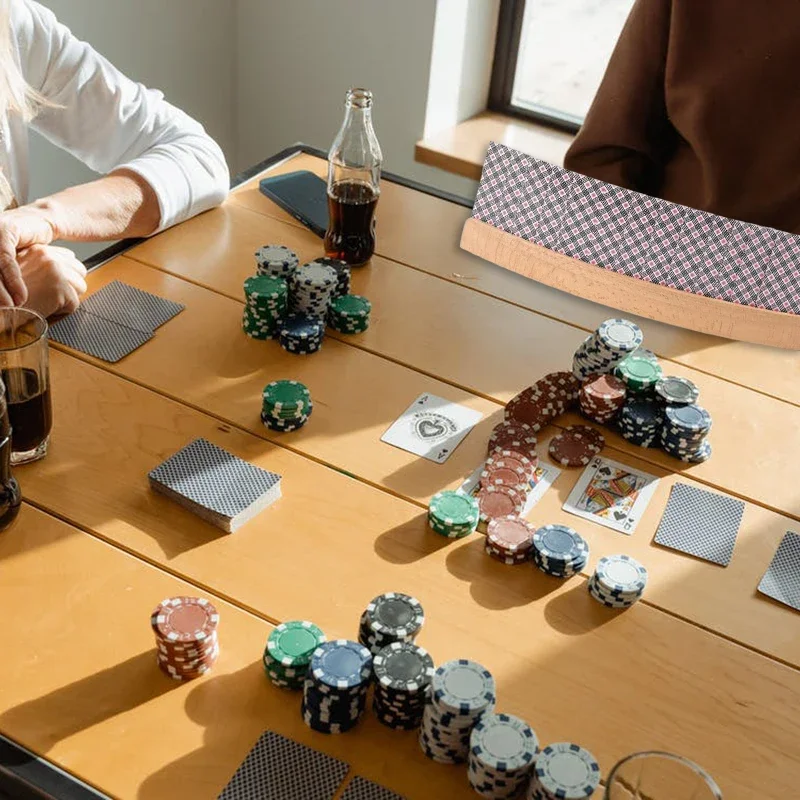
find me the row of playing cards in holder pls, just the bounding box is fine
[49,280,184,362]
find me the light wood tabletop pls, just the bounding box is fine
[5,147,799,800]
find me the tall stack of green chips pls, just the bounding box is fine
[243,274,288,340]
[614,354,663,394]
[263,620,326,690]
[328,294,371,335]
[261,379,313,433]
[428,490,480,539]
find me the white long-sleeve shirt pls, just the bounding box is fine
[4,0,229,231]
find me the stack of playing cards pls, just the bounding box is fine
[149,438,282,533]
[49,280,184,363]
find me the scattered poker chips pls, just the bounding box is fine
[419,659,496,764]
[579,373,626,424]
[615,354,664,395]
[617,397,664,448]
[263,620,326,690]
[477,485,526,523]
[480,450,536,492]
[242,274,289,340]
[486,516,536,565]
[302,639,372,734]
[505,372,579,432]
[328,294,371,335]
[279,313,325,355]
[468,713,539,799]
[548,427,601,467]
[572,318,643,381]
[261,379,312,432]
[488,421,538,459]
[428,490,480,538]
[532,525,589,578]
[255,244,299,278]
[151,596,219,681]
[526,742,601,799]
[588,554,648,608]
[290,262,338,320]
[358,592,425,655]
[655,375,700,406]
[661,403,713,462]
[309,256,351,297]
[372,641,433,730]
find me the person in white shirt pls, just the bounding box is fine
[0,0,229,317]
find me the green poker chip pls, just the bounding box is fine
[244,274,288,300]
[428,490,479,537]
[616,355,663,392]
[266,620,326,667]
[262,380,311,410]
[330,294,371,318]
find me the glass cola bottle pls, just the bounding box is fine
[324,88,382,266]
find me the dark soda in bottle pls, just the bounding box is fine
[324,88,382,267]
[0,380,20,531]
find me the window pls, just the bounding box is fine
[490,0,635,132]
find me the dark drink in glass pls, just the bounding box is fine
[324,88,382,267]
[0,380,21,531]
[3,368,52,454]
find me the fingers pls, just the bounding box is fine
[0,227,27,306]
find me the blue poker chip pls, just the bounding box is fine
[311,639,372,690]
[279,314,325,339]
[665,403,712,433]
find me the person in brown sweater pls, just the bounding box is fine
[564,0,800,235]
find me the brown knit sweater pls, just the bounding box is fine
[564,0,800,234]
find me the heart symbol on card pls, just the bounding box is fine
[416,418,448,439]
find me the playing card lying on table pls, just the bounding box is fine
[341,776,406,800]
[149,438,282,533]
[80,279,185,333]
[758,531,800,612]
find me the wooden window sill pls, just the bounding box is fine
[415,111,575,181]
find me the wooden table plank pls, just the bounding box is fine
[25,352,800,667]
[0,506,477,800]
[17,363,800,800]
[226,151,800,407]
[126,208,800,521]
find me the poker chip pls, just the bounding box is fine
[264,620,326,690]
[579,374,626,424]
[527,742,601,799]
[615,354,663,394]
[242,274,289,339]
[372,641,433,730]
[328,294,371,335]
[488,421,538,458]
[151,596,219,681]
[428,490,480,538]
[255,244,299,278]
[655,375,700,406]
[477,485,526,523]
[309,257,351,297]
[469,713,539,799]
[532,525,589,578]
[485,516,536,565]
[504,373,578,431]
[548,430,598,467]
[279,313,325,355]
[303,639,372,734]
[289,262,339,321]
[572,319,642,381]
[261,379,312,432]
[480,451,535,492]
[588,554,648,608]
[661,403,712,462]
[617,397,664,448]
[359,592,425,654]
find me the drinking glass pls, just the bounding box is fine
[605,752,723,799]
[0,309,52,464]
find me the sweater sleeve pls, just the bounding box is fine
[11,0,229,232]
[563,0,676,195]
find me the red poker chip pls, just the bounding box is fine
[505,394,563,429]
[151,597,219,645]
[548,432,597,467]
[485,451,535,479]
[538,372,581,403]
[484,543,530,564]
[583,374,626,401]
[480,466,528,491]
[563,425,605,451]
[487,516,536,552]
[488,422,538,454]
[477,485,526,522]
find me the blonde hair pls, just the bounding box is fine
[0,0,44,121]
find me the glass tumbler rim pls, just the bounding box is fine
[0,307,48,354]
[606,751,723,799]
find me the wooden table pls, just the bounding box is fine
[3,145,799,800]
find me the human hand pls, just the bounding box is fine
[18,245,87,319]
[0,206,58,306]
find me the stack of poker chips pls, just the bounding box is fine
[279,314,325,355]
[372,641,434,730]
[419,659,496,764]
[480,449,538,492]
[485,516,536,565]
[242,275,288,340]
[531,524,589,578]
[579,373,627,424]
[151,596,219,681]
[261,379,312,432]
[617,397,664,448]
[255,244,299,279]
[487,421,538,459]
[655,375,699,406]
[548,425,604,467]
[526,742,601,800]
[505,372,581,432]
[290,262,338,319]
[661,403,713,463]
[311,257,351,297]
[302,639,372,734]
[477,485,526,525]
[428,490,480,538]
[328,294,371,335]
[614,353,664,395]
[468,713,539,799]
[358,592,425,655]
[572,318,644,381]
[588,554,648,609]
[263,620,326,690]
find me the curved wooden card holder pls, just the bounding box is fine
[461,217,800,350]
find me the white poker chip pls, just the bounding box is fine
[535,742,601,798]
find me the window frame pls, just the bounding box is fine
[488,0,583,134]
